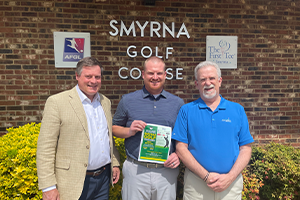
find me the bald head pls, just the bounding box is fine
[143,56,166,71]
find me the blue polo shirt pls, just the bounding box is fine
[113,86,184,160]
[172,96,254,174]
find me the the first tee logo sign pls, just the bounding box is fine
[63,38,85,62]
[206,36,238,69]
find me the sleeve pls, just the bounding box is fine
[42,185,56,192]
[36,96,60,190]
[172,105,189,144]
[102,95,121,167]
[170,97,185,153]
[112,96,127,126]
[179,98,185,108]
[111,137,121,167]
[238,106,254,146]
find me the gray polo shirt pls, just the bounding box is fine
[113,86,184,160]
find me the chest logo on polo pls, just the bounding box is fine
[222,118,231,123]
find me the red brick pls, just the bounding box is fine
[0,0,299,147]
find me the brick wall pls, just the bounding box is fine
[0,0,299,146]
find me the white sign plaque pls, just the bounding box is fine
[206,36,238,69]
[54,32,91,68]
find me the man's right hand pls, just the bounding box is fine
[128,120,147,137]
[43,189,60,200]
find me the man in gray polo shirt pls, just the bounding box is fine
[112,56,184,200]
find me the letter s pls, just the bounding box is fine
[109,20,118,36]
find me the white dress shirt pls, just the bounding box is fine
[76,85,111,170]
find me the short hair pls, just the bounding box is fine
[194,61,221,80]
[76,57,103,76]
[143,56,166,71]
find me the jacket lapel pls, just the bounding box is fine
[69,87,89,140]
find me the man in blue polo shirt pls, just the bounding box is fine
[172,61,254,200]
[112,56,184,200]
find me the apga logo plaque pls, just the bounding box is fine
[63,38,85,62]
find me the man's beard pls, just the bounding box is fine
[203,84,217,99]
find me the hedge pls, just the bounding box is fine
[0,123,42,200]
[1,123,300,200]
[249,143,300,200]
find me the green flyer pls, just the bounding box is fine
[138,123,172,163]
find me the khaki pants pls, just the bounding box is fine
[122,159,179,200]
[183,168,243,200]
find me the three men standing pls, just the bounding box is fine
[37,56,253,200]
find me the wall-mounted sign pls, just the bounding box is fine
[53,32,91,68]
[109,20,190,79]
[206,36,237,69]
[118,67,183,80]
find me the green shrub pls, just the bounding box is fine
[242,167,264,200]
[250,143,300,200]
[0,122,124,200]
[109,137,126,200]
[0,123,42,200]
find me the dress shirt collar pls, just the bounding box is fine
[142,85,167,99]
[76,85,100,103]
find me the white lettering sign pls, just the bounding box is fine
[109,20,190,79]
[118,67,183,80]
[127,46,173,59]
[109,20,190,38]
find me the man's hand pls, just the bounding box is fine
[207,173,234,192]
[206,144,252,192]
[164,152,180,168]
[128,120,146,137]
[43,189,60,200]
[112,166,120,184]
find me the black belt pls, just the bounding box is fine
[86,164,109,177]
[127,157,164,168]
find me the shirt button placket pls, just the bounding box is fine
[212,113,216,128]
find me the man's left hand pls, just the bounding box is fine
[112,166,120,184]
[164,152,180,168]
[207,173,234,192]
